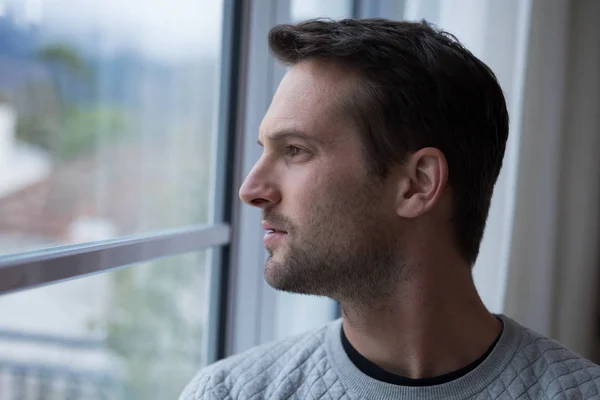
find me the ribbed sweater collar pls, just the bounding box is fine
[326,314,523,400]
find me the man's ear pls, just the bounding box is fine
[395,147,448,218]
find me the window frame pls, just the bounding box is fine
[0,225,230,295]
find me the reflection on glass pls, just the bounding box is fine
[0,0,224,254]
[0,250,209,399]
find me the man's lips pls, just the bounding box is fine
[261,221,288,234]
[262,221,288,247]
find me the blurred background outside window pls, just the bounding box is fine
[0,0,222,398]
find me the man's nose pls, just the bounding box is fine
[239,166,281,209]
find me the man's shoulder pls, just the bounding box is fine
[179,323,333,400]
[508,322,600,398]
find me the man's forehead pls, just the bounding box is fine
[277,59,356,104]
[259,60,356,144]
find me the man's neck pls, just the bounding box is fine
[340,264,501,380]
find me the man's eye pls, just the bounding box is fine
[287,146,307,157]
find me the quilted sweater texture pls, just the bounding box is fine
[180,315,600,399]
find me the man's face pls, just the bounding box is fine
[239,60,402,302]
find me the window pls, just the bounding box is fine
[0,0,233,399]
[0,251,210,399]
[0,0,224,254]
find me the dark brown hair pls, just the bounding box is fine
[268,18,509,266]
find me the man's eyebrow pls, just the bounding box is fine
[257,129,322,147]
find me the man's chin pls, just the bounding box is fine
[263,257,288,289]
[263,258,332,297]
[264,258,304,293]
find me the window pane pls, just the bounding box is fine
[0,250,209,399]
[0,0,224,254]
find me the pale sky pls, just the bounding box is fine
[6,0,224,60]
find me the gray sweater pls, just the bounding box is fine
[180,315,600,399]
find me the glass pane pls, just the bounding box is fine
[0,0,224,255]
[0,250,209,399]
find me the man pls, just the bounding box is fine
[181,19,600,399]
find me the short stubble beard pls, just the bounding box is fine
[263,182,405,307]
